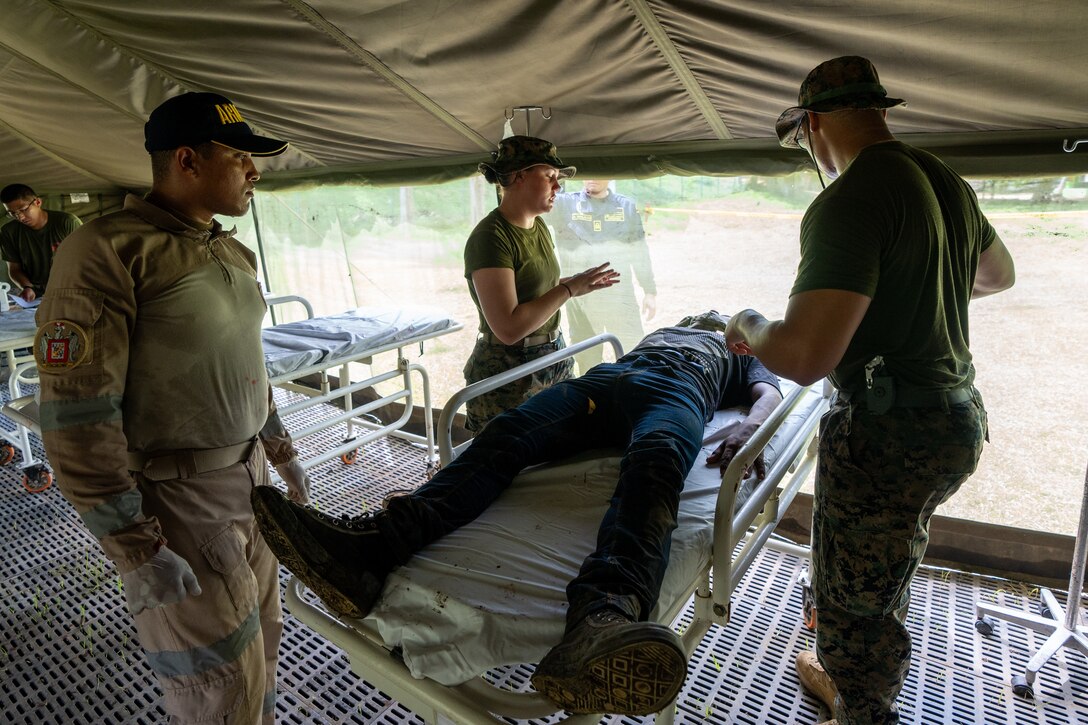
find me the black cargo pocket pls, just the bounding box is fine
[201,525,257,613]
[162,670,245,723]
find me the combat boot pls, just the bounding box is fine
[251,486,397,618]
[531,608,687,716]
[796,650,839,711]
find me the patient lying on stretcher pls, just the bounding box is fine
[252,310,782,716]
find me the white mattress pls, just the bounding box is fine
[262,305,458,378]
[0,307,40,346]
[364,384,817,685]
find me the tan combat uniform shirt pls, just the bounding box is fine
[35,194,293,572]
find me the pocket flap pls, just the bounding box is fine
[201,525,245,576]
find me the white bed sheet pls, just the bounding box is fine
[0,307,39,347]
[365,384,816,686]
[262,305,459,378]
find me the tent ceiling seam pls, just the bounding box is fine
[0,36,139,120]
[27,0,325,168]
[625,0,733,141]
[281,0,493,151]
[0,116,115,188]
[16,0,146,118]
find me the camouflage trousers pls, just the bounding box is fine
[812,390,987,725]
[462,333,574,433]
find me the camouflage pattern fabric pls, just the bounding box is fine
[812,392,987,724]
[462,335,574,433]
[478,135,575,178]
[795,56,902,112]
[776,55,906,148]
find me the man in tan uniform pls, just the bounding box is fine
[35,92,310,724]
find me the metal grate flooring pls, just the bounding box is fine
[1,388,1086,724]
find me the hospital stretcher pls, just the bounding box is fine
[0,307,53,492]
[284,334,828,724]
[0,296,462,492]
[261,294,463,475]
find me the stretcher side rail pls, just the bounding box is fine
[0,308,42,473]
[708,384,824,621]
[1,360,48,481]
[262,295,463,478]
[263,292,315,321]
[286,336,827,724]
[437,332,624,465]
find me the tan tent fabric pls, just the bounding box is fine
[1,0,1087,193]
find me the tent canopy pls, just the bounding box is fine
[2,0,1087,194]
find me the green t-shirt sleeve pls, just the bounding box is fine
[792,194,885,298]
[462,213,562,336]
[0,223,16,262]
[464,215,515,277]
[977,210,997,253]
[61,213,83,236]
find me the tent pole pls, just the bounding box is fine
[250,195,276,325]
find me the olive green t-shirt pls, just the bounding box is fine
[791,141,996,392]
[0,210,82,295]
[463,208,561,337]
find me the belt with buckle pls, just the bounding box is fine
[479,331,560,348]
[128,439,256,481]
[837,384,974,411]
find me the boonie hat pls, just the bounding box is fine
[478,135,576,178]
[144,92,289,156]
[775,56,906,148]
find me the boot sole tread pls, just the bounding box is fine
[252,488,379,619]
[532,637,686,715]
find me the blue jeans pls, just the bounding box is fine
[383,350,707,628]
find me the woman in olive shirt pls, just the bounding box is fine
[463,136,619,432]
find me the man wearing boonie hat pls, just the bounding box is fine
[463,135,619,432]
[35,91,309,724]
[723,56,1016,724]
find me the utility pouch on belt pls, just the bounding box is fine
[854,355,974,414]
[866,376,895,414]
[863,355,894,414]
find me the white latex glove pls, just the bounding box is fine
[121,546,202,616]
[276,458,311,505]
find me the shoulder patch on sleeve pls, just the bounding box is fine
[35,320,92,370]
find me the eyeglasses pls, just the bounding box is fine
[793,119,810,151]
[5,198,38,218]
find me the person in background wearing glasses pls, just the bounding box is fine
[724,56,1016,725]
[0,183,82,302]
[464,136,620,433]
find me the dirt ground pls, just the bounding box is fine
[269,196,1088,537]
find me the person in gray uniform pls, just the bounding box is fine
[550,179,657,372]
